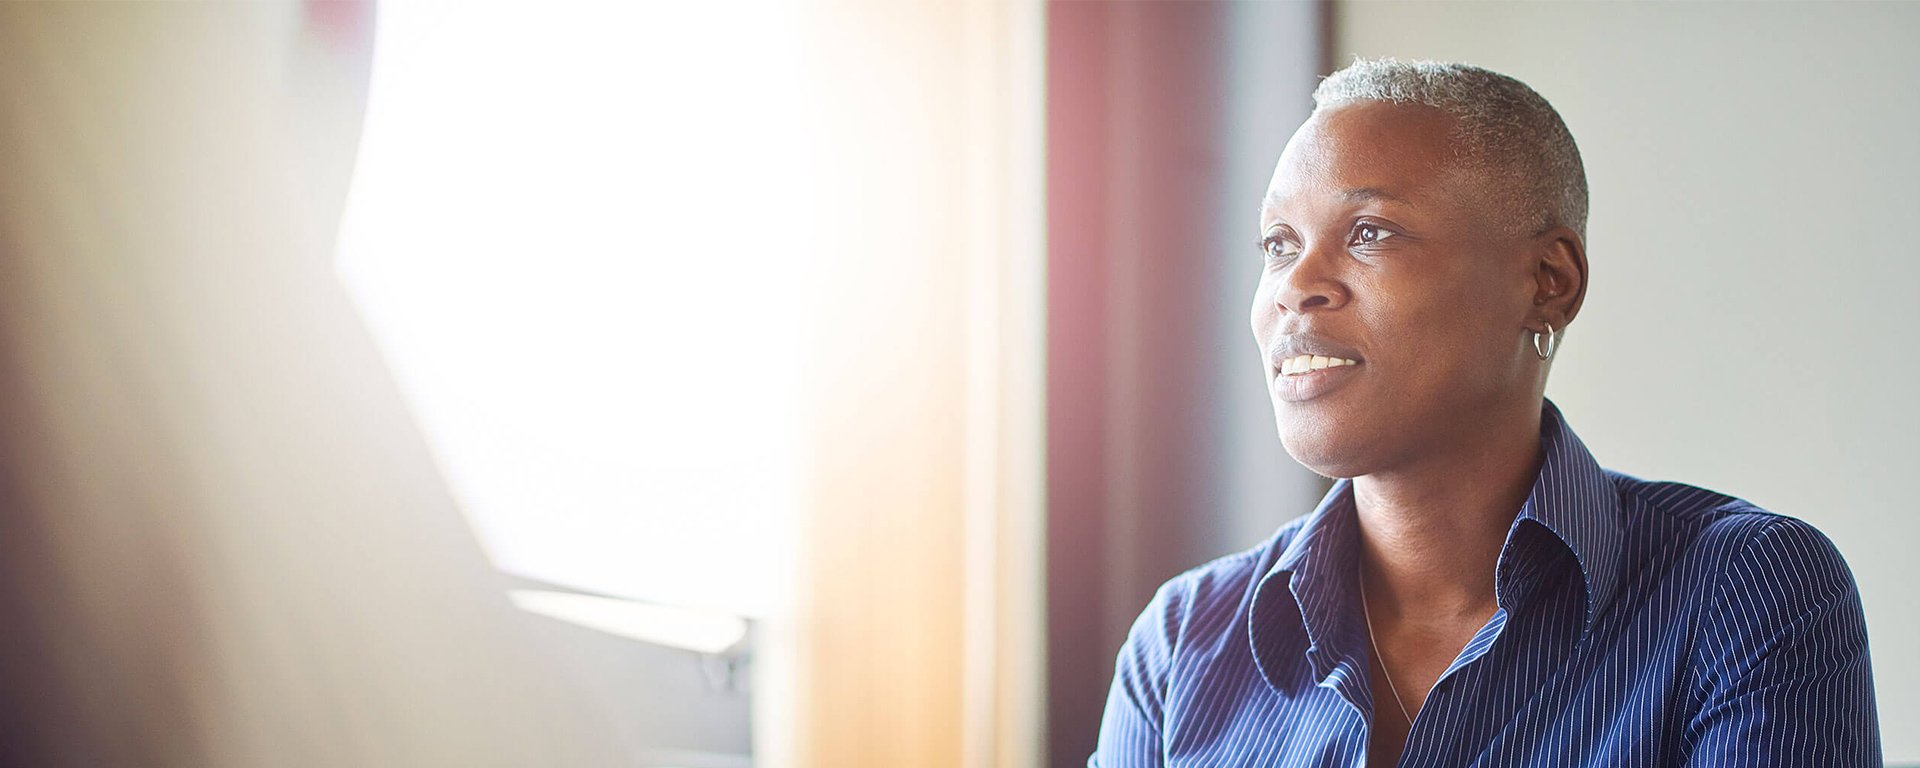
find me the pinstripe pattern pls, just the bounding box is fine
[1090,398,1880,767]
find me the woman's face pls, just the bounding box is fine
[1250,101,1545,479]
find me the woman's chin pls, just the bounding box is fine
[1278,422,1370,480]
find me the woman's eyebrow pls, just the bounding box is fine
[1260,185,1412,216]
[1342,186,1411,205]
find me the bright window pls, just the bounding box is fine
[335,1,805,616]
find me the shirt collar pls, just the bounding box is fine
[1511,396,1626,631]
[1254,397,1625,682]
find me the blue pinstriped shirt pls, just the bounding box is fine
[1091,398,1879,767]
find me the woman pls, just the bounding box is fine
[1090,59,1879,767]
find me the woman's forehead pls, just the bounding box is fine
[1261,101,1463,222]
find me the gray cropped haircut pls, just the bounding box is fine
[1313,58,1588,239]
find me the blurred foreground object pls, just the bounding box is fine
[0,3,624,765]
[785,2,1046,767]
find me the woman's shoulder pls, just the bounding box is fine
[1607,470,1862,633]
[1608,469,1848,561]
[1129,514,1313,640]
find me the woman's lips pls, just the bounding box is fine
[1271,362,1361,403]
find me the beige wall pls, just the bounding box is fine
[1334,1,1920,759]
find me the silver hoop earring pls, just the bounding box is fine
[1533,322,1557,361]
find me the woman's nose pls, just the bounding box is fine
[1273,244,1349,314]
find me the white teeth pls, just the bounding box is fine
[1280,354,1358,376]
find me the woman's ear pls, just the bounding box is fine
[1531,225,1588,330]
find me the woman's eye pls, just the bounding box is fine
[1260,237,1298,262]
[1353,223,1395,245]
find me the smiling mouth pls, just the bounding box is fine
[1270,356,1362,403]
[1277,354,1360,376]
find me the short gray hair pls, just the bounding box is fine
[1313,58,1588,240]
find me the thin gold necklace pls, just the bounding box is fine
[1359,561,1416,728]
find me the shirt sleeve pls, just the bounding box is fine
[1683,516,1880,767]
[1087,577,1185,768]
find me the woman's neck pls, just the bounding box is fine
[1350,401,1544,622]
